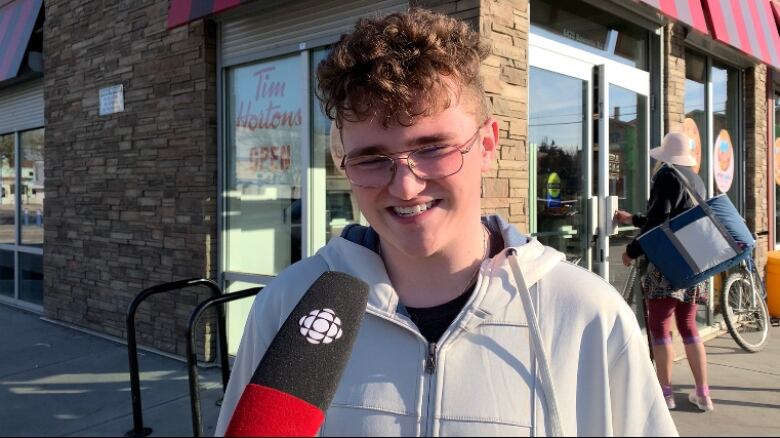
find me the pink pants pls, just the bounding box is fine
[647,297,701,345]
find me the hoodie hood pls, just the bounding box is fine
[316,215,565,319]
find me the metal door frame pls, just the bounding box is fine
[596,64,650,280]
[529,44,595,270]
[530,31,651,281]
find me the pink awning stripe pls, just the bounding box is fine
[770,1,780,69]
[748,1,770,62]
[730,0,749,51]
[168,0,249,29]
[636,0,710,34]
[0,0,41,82]
[702,0,780,70]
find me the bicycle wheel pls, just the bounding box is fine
[721,272,770,352]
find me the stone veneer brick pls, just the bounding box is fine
[664,23,686,133]
[745,64,769,274]
[43,0,218,358]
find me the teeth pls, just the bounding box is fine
[393,201,435,217]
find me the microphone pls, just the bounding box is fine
[225,271,370,437]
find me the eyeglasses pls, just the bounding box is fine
[340,125,484,188]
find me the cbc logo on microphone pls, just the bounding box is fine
[299,309,343,344]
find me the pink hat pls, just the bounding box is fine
[648,132,698,167]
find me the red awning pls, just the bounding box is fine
[773,1,780,60]
[702,0,780,70]
[0,0,42,82]
[635,0,710,35]
[168,0,253,29]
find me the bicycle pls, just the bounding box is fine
[720,251,771,353]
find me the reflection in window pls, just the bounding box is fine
[684,50,707,179]
[711,63,741,210]
[311,48,359,243]
[0,134,15,245]
[19,252,42,305]
[529,67,588,264]
[530,0,648,70]
[0,250,11,298]
[21,129,44,246]
[225,55,303,276]
[775,94,780,243]
[608,85,647,215]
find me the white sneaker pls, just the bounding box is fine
[664,395,676,410]
[688,392,714,411]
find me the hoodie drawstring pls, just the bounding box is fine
[507,248,565,437]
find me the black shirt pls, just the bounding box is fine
[405,228,505,343]
[626,164,706,259]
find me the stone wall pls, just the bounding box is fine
[664,23,687,133]
[478,0,529,232]
[745,64,769,273]
[43,0,218,357]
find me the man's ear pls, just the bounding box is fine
[480,117,499,172]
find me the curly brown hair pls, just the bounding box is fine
[316,8,490,129]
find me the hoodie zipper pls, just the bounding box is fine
[425,342,437,374]
[363,256,493,436]
[423,342,437,437]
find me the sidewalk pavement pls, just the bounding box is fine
[1,303,779,437]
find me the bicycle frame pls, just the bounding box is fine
[744,256,768,300]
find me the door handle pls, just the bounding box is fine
[588,196,599,238]
[604,195,619,236]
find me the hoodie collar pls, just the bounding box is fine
[317,215,565,320]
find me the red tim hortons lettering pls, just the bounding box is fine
[250,145,292,171]
[253,66,286,100]
[235,101,303,130]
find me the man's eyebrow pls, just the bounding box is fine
[345,133,456,158]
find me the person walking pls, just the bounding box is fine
[615,132,715,412]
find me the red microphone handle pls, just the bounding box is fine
[225,384,325,437]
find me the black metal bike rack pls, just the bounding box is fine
[125,278,222,437]
[186,286,262,437]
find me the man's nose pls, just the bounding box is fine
[387,160,426,200]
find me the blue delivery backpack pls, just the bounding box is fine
[637,164,754,290]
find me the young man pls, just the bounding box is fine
[215,9,677,436]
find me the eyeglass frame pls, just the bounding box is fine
[339,122,487,188]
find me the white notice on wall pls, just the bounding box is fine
[99,85,125,116]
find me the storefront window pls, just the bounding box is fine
[530,0,648,70]
[0,250,12,298]
[529,67,588,264]
[310,48,360,243]
[684,50,707,180]
[775,94,780,244]
[21,129,44,246]
[711,63,741,210]
[225,54,303,276]
[19,252,42,305]
[0,128,43,306]
[0,133,15,245]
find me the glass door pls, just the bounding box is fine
[529,43,651,298]
[596,64,650,292]
[529,47,595,270]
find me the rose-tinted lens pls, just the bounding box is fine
[410,146,462,178]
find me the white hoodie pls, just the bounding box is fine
[215,216,678,436]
